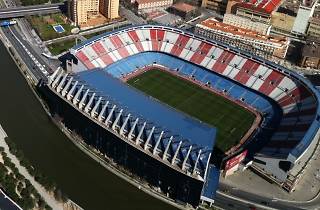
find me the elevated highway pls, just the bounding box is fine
[0,3,64,18]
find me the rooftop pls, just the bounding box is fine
[234,0,283,14]
[302,42,320,58]
[76,69,217,150]
[197,18,288,45]
[170,2,196,13]
[135,0,169,4]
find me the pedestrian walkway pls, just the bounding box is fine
[0,124,64,210]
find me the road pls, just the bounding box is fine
[119,5,146,25]
[1,25,50,81]
[0,3,63,18]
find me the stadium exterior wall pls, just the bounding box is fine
[37,82,205,207]
[69,24,320,190]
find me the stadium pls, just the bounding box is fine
[38,25,320,206]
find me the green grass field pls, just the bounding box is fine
[127,69,255,152]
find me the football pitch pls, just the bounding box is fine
[127,69,255,152]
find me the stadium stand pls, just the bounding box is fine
[66,25,320,192]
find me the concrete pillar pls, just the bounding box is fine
[162,136,173,160]
[128,118,139,140]
[72,85,84,105]
[48,68,60,85]
[112,109,123,130]
[91,97,102,117]
[105,105,116,126]
[144,126,155,150]
[203,153,212,179]
[192,149,202,175]
[135,122,146,145]
[153,131,164,155]
[171,141,182,165]
[182,145,192,171]
[79,89,90,110]
[67,81,78,100]
[56,74,68,93]
[62,77,73,97]
[98,101,109,122]
[120,114,131,135]
[84,93,95,113]
[51,70,63,88]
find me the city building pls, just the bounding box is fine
[70,0,99,25]
[195,18,290,59]
[167,2,198,20]
[227,0,283,24]
[223,14,271,35]
[271,11,296,35]
[201,0,228,14]
[291,0,317,36]
[69,0,119,26]
[133,0,173,10]
[100,0,120,19]
[307,3,320,38]
[300,39,320,69]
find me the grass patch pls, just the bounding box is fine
[47,39,78,55]
[28,14,76,41]
[83,29,113,39]
[127,69,255,152]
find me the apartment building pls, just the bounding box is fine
[195,18,290,59]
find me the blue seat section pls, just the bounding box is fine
[102,52,279,128]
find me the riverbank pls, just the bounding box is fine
[0,124,63,209]
[0,28,178,210]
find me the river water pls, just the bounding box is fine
[0,42,176,210]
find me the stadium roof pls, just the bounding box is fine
[76,69,216,150]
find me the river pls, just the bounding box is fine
[0,42,176,210]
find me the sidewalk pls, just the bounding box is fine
[219,142,320,204]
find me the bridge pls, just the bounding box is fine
[0,3,65,19]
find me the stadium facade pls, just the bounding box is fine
[39,24,320,206]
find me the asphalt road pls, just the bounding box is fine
[1,25,49,80]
